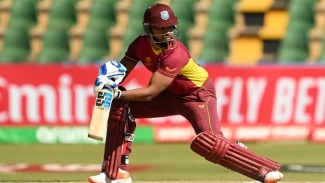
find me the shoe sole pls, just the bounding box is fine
[88,177,102,183]
[264,175,283,183]
[110,178,132,183]
[88,177,132,183]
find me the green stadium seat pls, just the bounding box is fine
[207,0,237,31]
[125,0,156,32]
[177,21,193,47]
[129,0,156,22]
[37,29,70,63]
[118,20,144,59]
[77,29,109,63]
[47,0,77,30]
[170,0,197,47]
[87,0,117,30]
[286,21,311,34]
[278,49,309,63]
[170,0,196,23]
[279,0,317,63]
[119,28,142,60]
[198,0,237,63]
[288,0,315,28]
[7,0,38,29]
[0,28,30,63]
[118,0,155,59]
[198,29,228,63]
[277,31,309,63]
[290,0,318,6]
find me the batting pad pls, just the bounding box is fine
[103,98,129,179]
[191,131,281,182]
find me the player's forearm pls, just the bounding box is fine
[119,88,158,101]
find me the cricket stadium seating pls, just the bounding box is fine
[0,0,325,65]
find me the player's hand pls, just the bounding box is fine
[102,87,122,99]
[98,61,127,84]
[112,88,122,99]
[100,87,121,99]
[93,75,117,95]
[93,75,122,99]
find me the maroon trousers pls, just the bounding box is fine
[129,78,221,135]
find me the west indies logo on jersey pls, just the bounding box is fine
[160,11,169,20]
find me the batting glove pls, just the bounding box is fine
[93,75,116,95]
[103,87,121,99]
[113,89,122,99]
[98,61,126,85]
[93,75,122,99]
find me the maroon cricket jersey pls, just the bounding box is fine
[124,35,209,95]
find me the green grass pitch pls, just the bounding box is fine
[0,142,324,182]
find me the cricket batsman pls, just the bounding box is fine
[88,3,284,183]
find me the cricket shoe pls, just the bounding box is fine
[88,168,132,183]
[264,170,284,183]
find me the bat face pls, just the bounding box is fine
[88,90,114,141]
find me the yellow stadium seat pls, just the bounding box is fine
[258,10,289,40]
[308,0,325,61]
[228,36,263,65]
[157,0,172,5]
[75,0,93,30]
[237,0,274,12]
[315,0,325,30]
[307,38,322,62]
[36,0,53,29]
[0,0,14,30]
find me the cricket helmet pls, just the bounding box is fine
[142,3,181,48]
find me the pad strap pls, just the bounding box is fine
[124,133,135,142]
[121,155,129,165]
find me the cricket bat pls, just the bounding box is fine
[88,89,114,141]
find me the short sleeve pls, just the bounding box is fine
[157,54,187,78]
